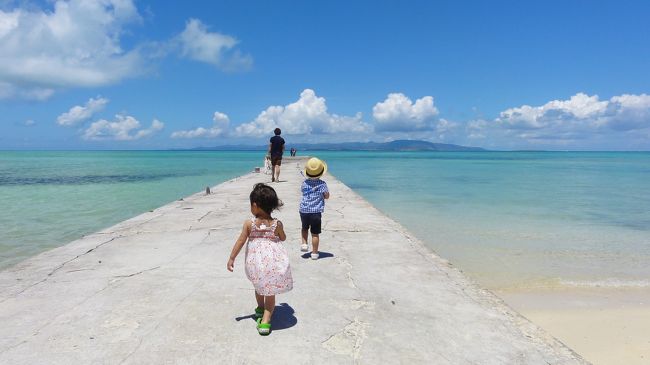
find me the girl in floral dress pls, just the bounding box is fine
[227,183,293,335]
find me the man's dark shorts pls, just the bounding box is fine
[271,155,282,166]
[300,212,322,234]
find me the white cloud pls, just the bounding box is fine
[171,111,230,139]
[372,93,439,131]
[0,81,55,100]
[496,93,608,130]
[23,119,36,126]
[83,115,163,141]
[434,118,460,140]
[495,92,650,134]
[0,0,144,99]
[468,92,650,148]
[176,18,252,71]
[466,119,489,140]
[235,89,371,137]
[605,94,650,131]
[57,96,109,126]
[0,3,253,99]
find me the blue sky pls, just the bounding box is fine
[1,0,649,150]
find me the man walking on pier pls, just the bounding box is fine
[269,128,285,182]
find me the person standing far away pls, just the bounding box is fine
[268,128,285,182]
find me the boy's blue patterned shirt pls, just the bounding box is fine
[299,178,329,213]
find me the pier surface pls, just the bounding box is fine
[0,157,586,364]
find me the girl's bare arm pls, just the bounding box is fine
[275,220,286,241]
[227,220,250,271]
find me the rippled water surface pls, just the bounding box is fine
[0,151,260,268]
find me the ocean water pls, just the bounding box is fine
[0,151,259,269]
[1,150,649,292]
[319,151,650,290]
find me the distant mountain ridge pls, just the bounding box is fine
[188,140,485,152]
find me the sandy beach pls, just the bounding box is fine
[500,287,650,365]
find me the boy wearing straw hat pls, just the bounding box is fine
[299,157,330,260]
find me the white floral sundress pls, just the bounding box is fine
[245,218,293,296]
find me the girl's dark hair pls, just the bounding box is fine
[274,128,281,135]
[249,183,283,214]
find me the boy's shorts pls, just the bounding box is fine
[300,212,322,234]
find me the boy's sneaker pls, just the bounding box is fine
[311,252,319,260]
[300,243,308,252]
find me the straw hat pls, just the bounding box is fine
[305,157,327,178]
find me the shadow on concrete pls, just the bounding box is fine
[271,303,297,330]
[301,251,334,259]
[235,313,255,322]
[234,303,297,331]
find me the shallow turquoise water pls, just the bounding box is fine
[1,150,649,290]
[0,151,260,269]
[317,151,650,289]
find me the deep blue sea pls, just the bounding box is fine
[1,151,649,291]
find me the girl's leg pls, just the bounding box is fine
[312,234,320,254]
[255,291,264,309]
[262,295,275,324]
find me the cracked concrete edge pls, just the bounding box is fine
[0,234,127,303]
[0,174,255,299]
[286,160,586,363]
[325,171,589,364]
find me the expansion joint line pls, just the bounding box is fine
[0,235,123,304]
[113,266,161,278]
[197,210,213,222]
[46,235,124,278]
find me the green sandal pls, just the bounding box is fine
[256,318,271,336]
[254,306,264,319]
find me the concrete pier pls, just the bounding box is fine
[0,157,586,364]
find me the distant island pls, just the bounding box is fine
[187,140,485,152]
